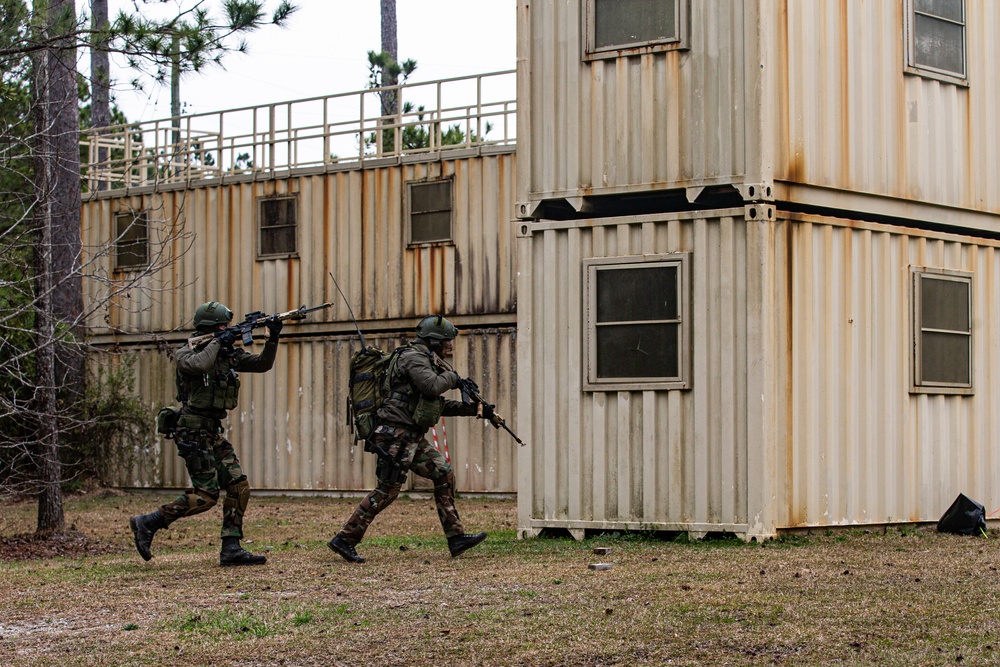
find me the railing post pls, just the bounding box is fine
[323,99,330,166]
[286,103,293,170]
[268,104,276,173]
[477,75,483,146]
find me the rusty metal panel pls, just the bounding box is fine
[518,0,746,209]
[780,213,1000,528]
[779,0,1000,214]
[518,0,1000,215]
[517,211,749,536]
[82,151,519,494]
[82,153,516,338]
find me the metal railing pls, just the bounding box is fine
[81,70,516,192]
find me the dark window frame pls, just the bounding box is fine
[406,177,454,246]
[904,0,967,85]
[584,253,691,391]
[584,0,689,61]
[257,195,299,259]
[113,209,149,271]
[910,266,973,395]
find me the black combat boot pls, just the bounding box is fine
[327,535,365,563]
[129,510,166,561]
[219,537,267,567]
[448,532,487,557]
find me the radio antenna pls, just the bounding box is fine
[329,272,366,348]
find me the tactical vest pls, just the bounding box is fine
[382,343,445,428]
[176,349,241,412]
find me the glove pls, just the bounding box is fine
[266,317,283,341]
[481,403,495,422]
[215,328,237,347]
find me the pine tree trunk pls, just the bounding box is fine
[90,0,110,191]
[380,0,398,118]
[30,0,82,534]
[31,43,65,534]
[170,33,181,175]
[45,0,83,398]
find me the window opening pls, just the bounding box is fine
[408,179,453,245]
[911,267,973,393]
[258,196,298,258]
[585,253,691,391]
[114,210,148,271]
[906,0,966,82]
[586,0,687,59]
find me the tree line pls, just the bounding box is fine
[0,0,294,535]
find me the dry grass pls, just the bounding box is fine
[2,492,999,666]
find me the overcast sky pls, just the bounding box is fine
[98,0,517,124]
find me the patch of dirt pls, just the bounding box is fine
[0,531,123,561]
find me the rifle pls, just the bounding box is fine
[433,353,527,447]
[188,302,333,347]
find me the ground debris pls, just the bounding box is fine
[0,531,121,561]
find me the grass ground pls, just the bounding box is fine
[1,491,999,666]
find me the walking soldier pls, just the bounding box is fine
[328,315,487,563]
[129,301,282,566]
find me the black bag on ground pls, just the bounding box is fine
[937,493,987,536]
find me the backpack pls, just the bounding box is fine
[346,345,394,441]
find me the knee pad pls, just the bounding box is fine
[182,488,218,517]
[223,476,250,514]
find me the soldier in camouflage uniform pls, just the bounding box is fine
[129,301,283,566]
[327,315,488,563]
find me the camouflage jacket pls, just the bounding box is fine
[175,337,278,419]
[376,340,473,430]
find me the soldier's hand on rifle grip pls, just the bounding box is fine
[266,317,283,341]
[481,402,495,422]
[215,328,237,347]
[460,377,479,405]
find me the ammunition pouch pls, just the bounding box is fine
[412,395,445,428]
[177,412,222,433]
[174,413,222,459]
[184,371,240,411]
[156,406,181,439]
[355,413,378,441]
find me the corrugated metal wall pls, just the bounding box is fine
[82,152,520,494]
[779,212,1000,528]
[515,0,1000,537]
[516,208,1000,536]
[104,331,518,494]
[518,0,1000,216]
[81,153,516,335]
[778,1,1000,214]
[517,210,750,536]
[516,0,747,209]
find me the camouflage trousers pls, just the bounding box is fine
[158,414,250,539]
[339,424,463,545]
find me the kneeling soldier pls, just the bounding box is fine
[328,315,487,563]
[130,301,282,566]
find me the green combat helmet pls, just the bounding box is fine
[415,315,458,341]
[193,301,234,331]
